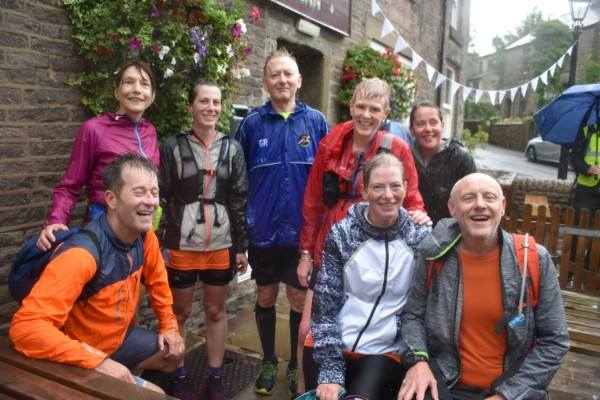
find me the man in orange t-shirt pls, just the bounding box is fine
[398,173,569,400]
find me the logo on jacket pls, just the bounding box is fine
[297,133,311,148]
[258,138,268,147]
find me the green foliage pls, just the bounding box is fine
[583,58,600,84]
[464,98,500,121]
[461,126,489,153]
[337,45,416,121]
[62,0,258,138]
[503,9,543,44]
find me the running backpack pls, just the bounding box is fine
[9,228,101,304]
[426,233,540,310]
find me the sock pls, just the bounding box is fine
[255,304,277,363]
[208,367,222,378]
[140,369,172,390]
[289,309,302,368]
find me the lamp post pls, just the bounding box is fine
[558,0,591,179]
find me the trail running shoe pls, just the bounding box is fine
[167,376,199,400]
[206,375,231,400]
[287,365,298,396]
[255,361,278,395]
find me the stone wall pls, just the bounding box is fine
[488,120,537,151]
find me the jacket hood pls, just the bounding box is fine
[417,218,462,260]
[347,202,412,241]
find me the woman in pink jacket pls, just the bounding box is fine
[37,60,159,250]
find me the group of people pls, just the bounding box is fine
[8,48,569,400]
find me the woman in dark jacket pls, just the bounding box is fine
[410,102,476,225]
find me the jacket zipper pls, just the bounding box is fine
[133,123,148,159]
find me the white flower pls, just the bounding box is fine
[164,68,174,79]
[171,57,176,66]
[215,48,222,56]
[226,45,234,59]
[194,53,200,64]
[239,68,251,77]
[158,45,170,60]
[217,62,227,77]
[236,19,247,34]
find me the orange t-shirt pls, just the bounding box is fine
[458,247,506,389]
[168,248,230,271]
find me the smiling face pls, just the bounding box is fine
[114,66,156,121]
[350,95,390,143]
[363,165,406,228]
[263,55,302,109]
[105,165,159,243]
[411,106,444,154]
[448,173,505,252]
[188,84,222,133]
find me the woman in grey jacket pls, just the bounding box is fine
[312,153,430,400]
[159,79,249,400]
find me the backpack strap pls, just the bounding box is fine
[512,233,540,310]
[377,133,394,154]
[78,228,103,300]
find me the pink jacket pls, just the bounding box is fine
[47,113,160,225]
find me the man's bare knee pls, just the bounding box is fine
[257,283,279,308]
[286,285,306,312]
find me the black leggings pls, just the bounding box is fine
[303,346,407,400]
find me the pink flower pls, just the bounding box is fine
[231,24,242,39]
[128,36,142,53]
[150,44,160,55]
[251,6,261,23]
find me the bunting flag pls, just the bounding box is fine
[381,18,395,38]
[425,63,436,82]
[411,52,423,70]
[450,80,461,99]
[371,0,381,16]
[475,89,484,104]
[394,36,408,53]
[520,82,529,98]
[510,87,519,102]
[434,72,447,88]
[462,86,472,102]
[489,90,497,105]
[498,90,507,105]
[372,1,576,108]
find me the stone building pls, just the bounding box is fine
[0,0,470,330]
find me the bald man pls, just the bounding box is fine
[398,174,568,400]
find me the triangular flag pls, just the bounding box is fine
[425,63,436,82]
[450,80,461,99]
[510,87,519,102]
[549,63,557,77]
[567,45,573,56]
[489,90,497,105]
[540,70,548,85]
[499,90,508,105]
[394,36,408,53]
[531,77,539,91]
[381,18,395,38]
[411,52,423,70]
[434,73,447,88]
[462,86,472,102]
[557,54,565,68]
[520,82,529,97]
[371,0,381,16]
[474,89,483,104]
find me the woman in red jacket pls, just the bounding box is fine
[37,60,159,250]
[295,78,430,393]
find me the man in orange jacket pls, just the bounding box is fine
[10,154,187,395]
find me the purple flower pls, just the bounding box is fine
[231,23,242,39]
[245,46,253,57]
[190,27,211,69]
[150,4,159,18]
[128,36,142,53]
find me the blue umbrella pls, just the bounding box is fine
[533,83,600,146]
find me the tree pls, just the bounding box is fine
[531,19,571,106]
[583,58,600,84]
[504,9,543,44]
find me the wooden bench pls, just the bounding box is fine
[0,336,175,399]
[524,194,551,217]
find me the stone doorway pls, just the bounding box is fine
[277,40,325,113]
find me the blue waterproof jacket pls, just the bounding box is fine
[235,101,328,247]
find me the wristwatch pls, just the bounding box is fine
[403,351,429,368]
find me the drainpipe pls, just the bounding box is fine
[436,0,448,107]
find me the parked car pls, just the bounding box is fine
[525,136,561,164]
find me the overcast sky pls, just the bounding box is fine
[470,0,573,55]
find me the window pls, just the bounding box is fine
[443,67,456,137]
[450,0,460,30]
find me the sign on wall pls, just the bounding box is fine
[270,0,351,36]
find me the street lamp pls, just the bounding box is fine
[558,0,592,179]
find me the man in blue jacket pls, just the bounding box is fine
[235,48,329,397]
